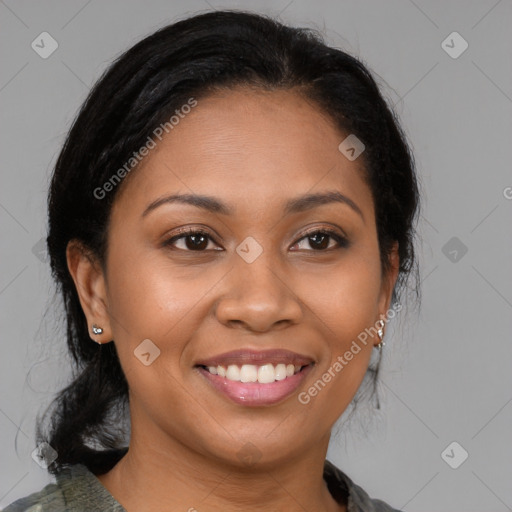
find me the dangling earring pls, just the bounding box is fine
[375,319,385,350]
[91,324,103,344]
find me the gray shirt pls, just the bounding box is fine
[3,460,402,511]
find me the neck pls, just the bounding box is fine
[96,420,345,512]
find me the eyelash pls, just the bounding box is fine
[163,227,349,252]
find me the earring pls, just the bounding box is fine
[91,324,103,335]
[376,319,385,350]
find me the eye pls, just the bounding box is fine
[163,228,222,251]
[290,228,349,251]
[163,227,348,252]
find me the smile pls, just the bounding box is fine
[202,363,304,383]
[195,349,314,406]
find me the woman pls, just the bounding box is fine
[5,10,419,512]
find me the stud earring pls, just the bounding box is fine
[91,324,103,335]
[375,319,385,350]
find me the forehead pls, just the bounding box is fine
[113,87,374,218]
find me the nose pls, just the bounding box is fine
[215,252,303,333]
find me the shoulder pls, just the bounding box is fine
[324,459,403,512]
[2,481,64,512]
[2,464,126,512]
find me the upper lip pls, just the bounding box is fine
[195,349,314,368]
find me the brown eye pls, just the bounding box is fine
[291,229,349,251]
[183,233,209,250]
[307,232,330,250]
[164,229,220,251]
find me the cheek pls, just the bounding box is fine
[104,250,209,414]
[104,245,207,367]
[299,250,383,342]
[292,248,382,407]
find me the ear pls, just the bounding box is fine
[377,241,400,319]
[66,239,113,343]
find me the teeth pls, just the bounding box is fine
[257,364,275,384]
[205,363,305,383]
[226,365,240,381]
[275,363,287,380]
[240,364,258,383]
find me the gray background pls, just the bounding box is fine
[1,1,511,511]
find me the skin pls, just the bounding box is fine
[67,87,399,512]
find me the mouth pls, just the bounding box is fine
[195,349,315,407]
[197,362,308,383]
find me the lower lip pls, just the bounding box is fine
[197,365,313,407]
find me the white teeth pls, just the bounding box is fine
[226,365,240,380]
[274,363,287,380]
[257,364,276,384]
[205,362,305,383]
[240,364,258,383]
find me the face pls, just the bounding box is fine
[70,87,398,468]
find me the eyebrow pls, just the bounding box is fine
[142,191,364,221]
[142,194,232,217]
[284,190,364,220]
